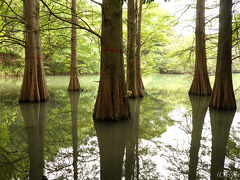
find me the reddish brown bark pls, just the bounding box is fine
[19,0,49,102]
[209,0,236,110]
[135,0,144,91]
[93,0,130,120]
[189,0,211,95]
[68,0,82,91]
[127,0,143,98]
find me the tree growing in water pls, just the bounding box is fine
[189,0,211,95]
[68,0,82,91]
[127,0,143,98]
[93,0,130,120]
[19,0,49,102]
[135,0,144,91]
[209,0,236,110]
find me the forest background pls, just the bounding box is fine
[1,0,240,77]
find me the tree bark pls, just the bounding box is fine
[19,0,49,102]
[135,0,144,91]
[68,0,82,91]
[189,0,211,95]
[93,0,130,120]
[210,109,235,180]
[127,0,143,98]
[209,0,236,110]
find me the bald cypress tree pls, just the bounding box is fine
[93,0,130,120]
[189,0,211,95]
[19,0,49,102]
[68,0,82,91]
[209,0,236,110]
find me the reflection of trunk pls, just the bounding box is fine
[188,96,210,180]
[209,0,236,110]
[68,0,82,91]
[127,0,143,98]
[94,120,128,180]
[210,109,235,180]
[19,0,49,102]
[189,0,211,95]
[125,99,141,180]
[20,102,48,180]
[135,0,144,91]
[69,92,80,180]
[93,0,130,120]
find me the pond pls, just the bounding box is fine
[0,74,240,179]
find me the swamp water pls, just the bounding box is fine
[0,74,240,179]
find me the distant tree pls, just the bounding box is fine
[135,0,144,90]
[68,0,82,91]
[93,0,130,120]
[189,0,212,95]
[209,0,236,109]
[19,0,49,102]
[127,0,143,98]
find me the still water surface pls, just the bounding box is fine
[1,74,240,179]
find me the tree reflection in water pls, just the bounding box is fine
[210,109,235,180]
[20,102,49,180]
[69,92,80,180]
[94,99,141,180]
[188,95,210,179]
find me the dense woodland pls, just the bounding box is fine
[2,0,240,179]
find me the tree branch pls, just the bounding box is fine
[40,0,101,39]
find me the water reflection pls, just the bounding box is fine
[210,109,235,180]
[188,95,210,180]
[94,99,141,180]
[20,102,49,180]
[69,92,80,180]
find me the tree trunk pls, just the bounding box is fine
[19,0,49,102]
[135,0,144,91]
[69,92,80,180]
[209,0,236,110]
[127,0,143,98]
[210,109,235,180]
[189,0,211,95]
[20,102,48,180]
[188,95,209,180]
[93,0,130,120]
[68,0,82,91]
